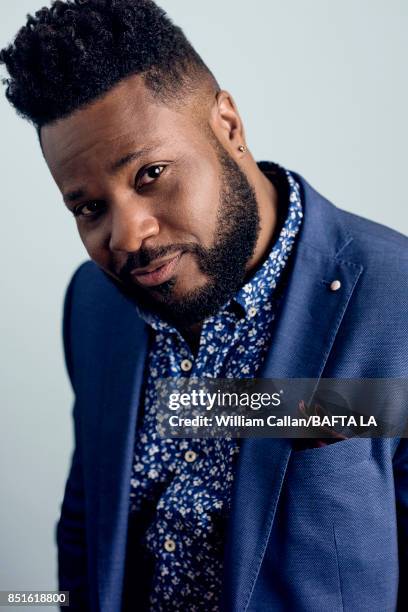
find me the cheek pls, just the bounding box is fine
[159,165,221,247]
[77,223,109,265]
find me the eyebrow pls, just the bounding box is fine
[109,149,151,173]
[63,145,158,203]
[65,188,86,203]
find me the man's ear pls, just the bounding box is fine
[209,90,247,157]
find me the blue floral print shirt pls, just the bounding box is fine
[127,163,303,611]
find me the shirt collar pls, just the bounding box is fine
[233,163,303,316]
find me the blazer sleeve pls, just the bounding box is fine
[393,438,408,610]
[55,266,91,611]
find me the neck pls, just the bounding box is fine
[243,156,279,276]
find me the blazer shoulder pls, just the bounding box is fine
[62,258,146,370]
[68,259,103,290]
[335,208,408,293]
[293,170,407,274]
[62,260,119,390]
[62,261,94,389]
[303,176,407,272]
[337,207,408,256]
[64,259,118,310]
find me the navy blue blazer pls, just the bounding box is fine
[57,170,408,611]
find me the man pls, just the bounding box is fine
[1,0,407,610]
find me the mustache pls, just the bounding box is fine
[118,242,199,281]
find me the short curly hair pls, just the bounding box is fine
[0,0,218,129]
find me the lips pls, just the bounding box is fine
[130,252,183,287]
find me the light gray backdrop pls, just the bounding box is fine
[1,0,407,609]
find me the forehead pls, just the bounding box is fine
[41,74,201,180]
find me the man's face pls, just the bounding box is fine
[41,75,260,326]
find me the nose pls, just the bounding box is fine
[108,200,160,253]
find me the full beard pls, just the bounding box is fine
[112,146,261,329]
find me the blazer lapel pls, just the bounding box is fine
[222,177,364,612]
[95,292,149,612]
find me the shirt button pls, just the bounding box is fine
[184,450,197,463]
[181,359,193,372]
[330,280,341,292]
[248,307,257,318]
[163,538,176,552]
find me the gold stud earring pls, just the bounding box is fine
[238,145,246,153]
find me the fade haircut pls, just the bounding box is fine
[0,0,219,130]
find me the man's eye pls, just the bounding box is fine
[73,201,104,218]
[137,164,166,189]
